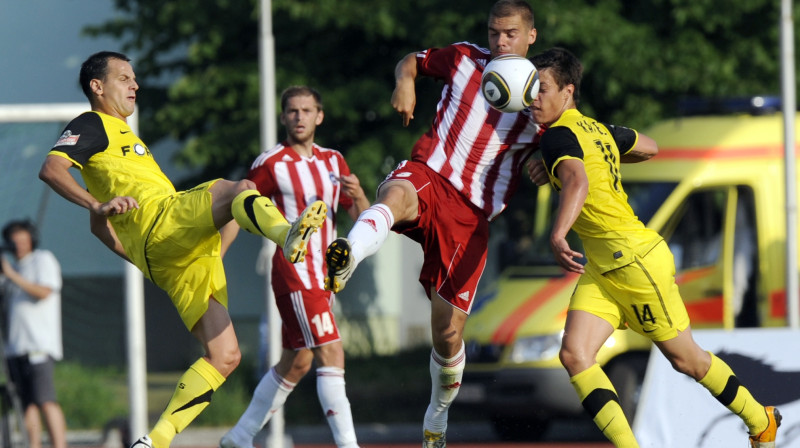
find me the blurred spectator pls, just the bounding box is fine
[0,219,66,448]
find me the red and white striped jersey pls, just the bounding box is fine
[411,42,542,220]
[248,142,354,296]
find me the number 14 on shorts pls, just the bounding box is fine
[631,304,658,331]
[312,311,335,336]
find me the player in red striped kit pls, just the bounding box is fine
[221,86,369,448]
[325,1,540,446]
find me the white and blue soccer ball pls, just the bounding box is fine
[481,54,540,113]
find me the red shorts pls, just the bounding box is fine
[382,161,488,314]
[275,289,340,350]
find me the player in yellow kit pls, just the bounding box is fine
[38,51,327,448]
[529,47,781,448]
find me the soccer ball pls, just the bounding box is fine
[481,55,539,113]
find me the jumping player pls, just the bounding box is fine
[38,51,327,448]
[324,1,540,446]
[530,46,781,448]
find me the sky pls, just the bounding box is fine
[0,0,120,104]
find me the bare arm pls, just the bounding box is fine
[339,174,370,221]
[620,133,658,163]
[90,212,131,262]
[551,159,588,273]
[40,155,103,210]
[0,258,52,300]
[40,154,138,262]
[391,52,419,127]
[39,154,140,216]
[219,221,240,259]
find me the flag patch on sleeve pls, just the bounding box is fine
[55,130,80,146]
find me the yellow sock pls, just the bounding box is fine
[571,364,639,448]
[698,352,768,435]
[231,189,290,244]
[149,358,226,448]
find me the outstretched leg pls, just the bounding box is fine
[231,189,326,263]
[561,310,639,448]
[325,180,416,292]
[655,328,780,447]
[148,299,239,448]
[209,180,327,263]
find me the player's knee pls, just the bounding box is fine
[377,182,416,221]
[227,348,242,371]
[559,347,575,370]
[235,179,256,194]
[215,346,242,378]
[432,315,460,337]
[291,359,313,378]
[559,345,593,374]
[221,179,256,197]
[431,329,463,358]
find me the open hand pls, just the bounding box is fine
[551,236,585,273]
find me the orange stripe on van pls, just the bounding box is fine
[771,290,787,319]
[491,273,579,345]
[656,145,787,160]
[675,267,715,284]
[684,296,723,324]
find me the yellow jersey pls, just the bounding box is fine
[49,111,176,271]
[541,109,662,273]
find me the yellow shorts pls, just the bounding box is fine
[569,240,690,341]
[145,180,228,330]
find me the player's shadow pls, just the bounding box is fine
[697,351,800,447]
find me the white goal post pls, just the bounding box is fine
[0,103,148,440]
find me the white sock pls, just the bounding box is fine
[226,367,295,445]
[347,204,394,265]
[423,342,465,435]
[317,366,359,448]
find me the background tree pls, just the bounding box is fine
[85,0,797,191]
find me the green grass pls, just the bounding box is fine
[53,346,482,430]
[54,362,128,429]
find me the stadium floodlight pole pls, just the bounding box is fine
[126,108,149,440]
[258,0,286,447]
[781,0,799,329]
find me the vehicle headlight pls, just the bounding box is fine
[508,331,564,363]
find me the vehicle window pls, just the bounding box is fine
[664,189,727,271]
[486,180,678,284]
[486,181,558,283]
[624,181,678,225]
[733,186,759,327]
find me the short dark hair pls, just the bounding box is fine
[489,0,534,29]
[2,219,38,250]
[280,85,323,113]
[530,47,583,105]
[79,51,131,100]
